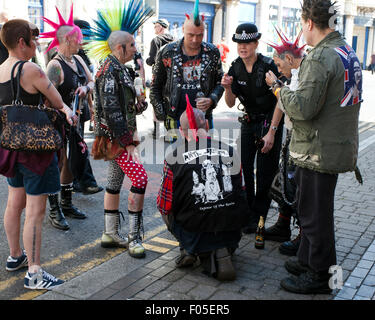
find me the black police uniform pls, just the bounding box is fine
[228,54,283,230]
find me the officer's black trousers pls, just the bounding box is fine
[239,121,282,224]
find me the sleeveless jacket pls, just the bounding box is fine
[166,137,248,233]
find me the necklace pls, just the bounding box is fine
[58,52,74,64]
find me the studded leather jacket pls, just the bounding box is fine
[94,55,140,147]
[150,39,224,121]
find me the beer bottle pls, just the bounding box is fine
[255,216,265,249]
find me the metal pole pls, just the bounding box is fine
[222,0,227,40]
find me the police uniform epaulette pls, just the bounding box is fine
[231,57,242,67]
[260,54,273,65]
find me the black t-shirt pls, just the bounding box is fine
[177,53,204,119]
[228,54,280,115]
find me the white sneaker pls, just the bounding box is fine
[24,268,64,290]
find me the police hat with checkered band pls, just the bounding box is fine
[232,23,261,43]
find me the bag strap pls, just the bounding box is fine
[11,61,44,106]
[10,60,26,103]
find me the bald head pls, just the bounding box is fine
[183,18,204,32]
[108,30,132,52]
[57,25,82,44]
[180,108,207,132]
[183,19,204,53]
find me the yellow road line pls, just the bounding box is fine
[5,224,169,300]
[14,248,124,301]
[151,237,179,247]
[0,239,102,293]
[142,243,170,254]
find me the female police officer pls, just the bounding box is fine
[221,23,283,233]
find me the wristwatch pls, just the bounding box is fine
[271,125,278,131]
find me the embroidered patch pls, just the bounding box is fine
[163,58,172,68]
[104,77,115,94]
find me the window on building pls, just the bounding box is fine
[238,1,256,24]
[28,0,44,32]
[267,5,302,55]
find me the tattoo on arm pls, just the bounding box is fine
[47,63,62,88]
[38,67,46,79]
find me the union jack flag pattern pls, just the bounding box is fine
[334,45,363,107]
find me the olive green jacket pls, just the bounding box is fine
[280,31,362,174]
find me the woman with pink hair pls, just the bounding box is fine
[42,5,95,230]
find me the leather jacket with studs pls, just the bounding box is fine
[150,38,224,121]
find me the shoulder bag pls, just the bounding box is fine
[0,61,63,153]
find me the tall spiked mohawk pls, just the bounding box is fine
[267,26,306,58]
[84,0,153,62]
[185,0,205,26]
[185,94,198,142]
[40,4,83,52]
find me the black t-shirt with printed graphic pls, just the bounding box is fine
[177,53,203,119]
[166,137,249,233]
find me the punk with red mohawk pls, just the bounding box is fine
[268,27,306,59]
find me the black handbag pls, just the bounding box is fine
[0,61,63,153]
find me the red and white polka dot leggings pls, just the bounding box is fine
[115,150,148,194]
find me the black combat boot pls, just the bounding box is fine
[48,194,70,230]
[281,269,332,294]
[60,184,87,219]
[263,213,291,242]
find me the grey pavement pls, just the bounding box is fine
[3,71,374,302]
[35,115,375,302]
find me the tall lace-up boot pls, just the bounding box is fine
[101,211,129,248]
[60,184,87,219]
[48,194,70,231]
[128,210,146,259]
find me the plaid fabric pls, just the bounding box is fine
[157,160,174,215]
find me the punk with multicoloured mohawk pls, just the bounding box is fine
[89,0,153,259]
[185,0,205,26]
[84,0,153,62]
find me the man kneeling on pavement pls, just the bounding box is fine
[157,100,248,280]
